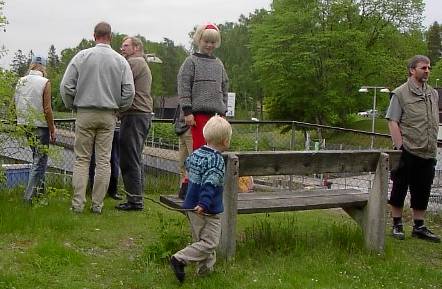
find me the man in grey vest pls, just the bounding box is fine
[386,55,440,243]
[60,22,135,214]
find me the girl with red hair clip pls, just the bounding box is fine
[176,22,229,198]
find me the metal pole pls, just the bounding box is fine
[370,88,377,149]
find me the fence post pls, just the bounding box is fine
[289,121,296,190]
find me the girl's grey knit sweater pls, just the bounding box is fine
[178,53,229,116]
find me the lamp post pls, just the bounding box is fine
[436,78,440,88]
[251,117,259,151]
[359,86,390,149]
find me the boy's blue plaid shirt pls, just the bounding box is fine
[182,145,224,214]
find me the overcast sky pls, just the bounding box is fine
[1,0,441,69]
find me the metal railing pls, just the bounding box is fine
[1,118,441,212]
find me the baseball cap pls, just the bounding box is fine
[31,54,47,66]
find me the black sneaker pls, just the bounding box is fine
[392,224,405,240]
[170,256,185,283]
[115,202,143,211]
[412,226,441,243]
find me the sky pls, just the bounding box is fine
[1,0,441,69]
[0,0,272,68]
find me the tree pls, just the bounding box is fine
[250,0,426,124]
[10,49,30,77]
[0,0,7,58]
[215,12,267,118]
[47,44,60,69]
[427,21,441,65]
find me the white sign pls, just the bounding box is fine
[226,92,236,117]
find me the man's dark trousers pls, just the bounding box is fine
[119,114,151,206]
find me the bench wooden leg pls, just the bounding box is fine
[345,152,388,252]
[364,152,388,252]
[219,154,239,259]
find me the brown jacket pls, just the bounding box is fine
[121,56,153,115]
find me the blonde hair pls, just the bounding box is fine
[193,23,221,48]
[203,115,232,145]
[29,63,47,77]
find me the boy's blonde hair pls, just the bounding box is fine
[193,23,221,48]
[203,115,232,145]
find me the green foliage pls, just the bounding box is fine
[0,0,7,58]
[10,49,31,77]
[0,1,6,29]
[216,13,266,116]
[0,69,18,120]
[250,0,426,124]
[430,60,442,86]
[34,33,188,111]
[426,21,441,66]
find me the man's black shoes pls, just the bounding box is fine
[115,202,143,211]
[170,256,185,283]
[412,226,441,243]
[391,224,405,240]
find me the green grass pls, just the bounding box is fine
[1,184,441,289]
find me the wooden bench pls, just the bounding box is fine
[161,150,396,259]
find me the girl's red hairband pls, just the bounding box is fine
[205,24,219,31]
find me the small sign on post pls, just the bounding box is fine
[226,92,236,117]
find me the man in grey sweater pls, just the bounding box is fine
[115,36,153,211]
[60,22,134,214]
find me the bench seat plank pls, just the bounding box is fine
[160,188,368,214]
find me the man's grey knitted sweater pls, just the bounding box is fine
[178,53,229,116]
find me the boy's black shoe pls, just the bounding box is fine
[391,224,405,240]
[115,202,143,211]
[412,226,441,243]
[170,256,185,283]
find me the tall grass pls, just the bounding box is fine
[0,185,441,289]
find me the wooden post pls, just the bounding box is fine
[363,152,389,252]
[219,154,239,259]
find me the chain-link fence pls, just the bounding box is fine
[1,118,441,212]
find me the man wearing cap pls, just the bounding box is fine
[115,36,153,211]
[14,54,56,203]
[60,22,135,214]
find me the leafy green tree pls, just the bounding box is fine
[46,45,64,111]
[427,21,441,65]
[0,69,17,119]
[0,0,7,58]
[51,34,187,111]
[155,38,188,96]
[47,44,60,69]
[216,12,267,118]
[429,60,442,87]
[10,49,30,77]
[250,0,425,124]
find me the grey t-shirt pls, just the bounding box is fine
[385,94,402,122]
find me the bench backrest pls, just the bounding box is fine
[228,150,394,177]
